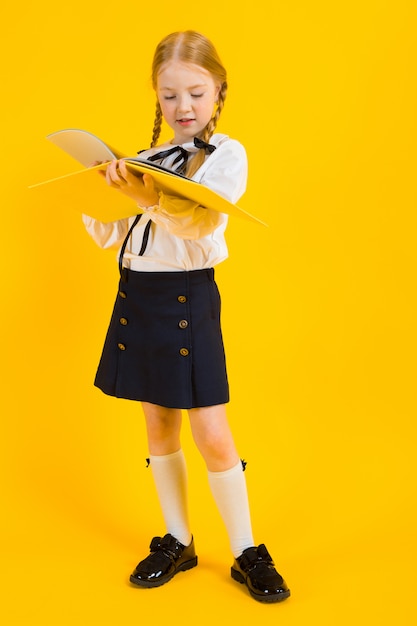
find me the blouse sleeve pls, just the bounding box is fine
[198,139,248,204]
[81,214,129,249]
[142,138,248,240]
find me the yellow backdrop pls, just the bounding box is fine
[1,1,416,625]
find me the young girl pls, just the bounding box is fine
[83,30,290,603]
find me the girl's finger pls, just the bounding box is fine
[142,173,155,191]
[116,160,127,183]
[106,160,125,185]
[118,160,128,178]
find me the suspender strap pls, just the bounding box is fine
[119,214,142,281]
[138,220,152,256]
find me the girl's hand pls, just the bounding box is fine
[102,159,159,208]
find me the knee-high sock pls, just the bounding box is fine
[208,461,255,558]
[149,449,192,547]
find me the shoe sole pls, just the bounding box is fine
[231,567,291,603]
[130,556,198,588]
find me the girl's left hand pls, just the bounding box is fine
[99,159,159,208]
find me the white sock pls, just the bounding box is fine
[208,461,255,558]
[149,449,192,547]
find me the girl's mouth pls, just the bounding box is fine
[177,118,195,126]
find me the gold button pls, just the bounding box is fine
[119,317,128,326]
[177,295,187,303]
[179,319,188,329]
[179,348,189,357]
[118,343,126,351]
[119,291,127,299]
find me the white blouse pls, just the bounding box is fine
[82,133,247,272]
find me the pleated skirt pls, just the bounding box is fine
[94,268,229,409]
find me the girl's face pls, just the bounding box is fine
[156,60,220,144]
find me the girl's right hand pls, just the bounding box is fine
[91,159,159,208]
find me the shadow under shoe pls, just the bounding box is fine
[231,544,291,603]
[130,534,197,588]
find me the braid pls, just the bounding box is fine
[204,80,227,142]
[186,81,227,178]
[150,101,163,148]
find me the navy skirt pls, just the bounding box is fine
[94,268,229,408]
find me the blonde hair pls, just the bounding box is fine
[150,31,228,178]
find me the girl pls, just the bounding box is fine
[83,30,290,603]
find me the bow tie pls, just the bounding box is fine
[142,137,216,174]
[193,137,217,154]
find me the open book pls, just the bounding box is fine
[29,129,267,226]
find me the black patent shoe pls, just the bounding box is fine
[130,534,197,588]
[231,544,290,603]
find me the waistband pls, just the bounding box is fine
[120,267,215,285]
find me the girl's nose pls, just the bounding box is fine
[177,95,192,113]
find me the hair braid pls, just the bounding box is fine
[185,81,227,178]
[150,101,163,148]
[203,80,227,142]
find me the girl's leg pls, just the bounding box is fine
[187,405,290,603]
[142,401,182,456]
[141,402,191,546]
[188,404,254,557]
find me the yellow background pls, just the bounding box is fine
[1,1,416,624]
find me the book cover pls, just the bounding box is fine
[29,129,267,226]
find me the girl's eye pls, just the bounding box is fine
[191,94,204,98]
[164,95,176,100]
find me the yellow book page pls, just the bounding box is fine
[29,161,268,225]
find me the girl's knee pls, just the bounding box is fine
[142,403,182,453]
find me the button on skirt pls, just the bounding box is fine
[94,268,229,408]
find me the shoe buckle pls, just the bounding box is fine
[239,545,274,571]
[153,534,183,559]
[150,536,162,551]
[257,544,274,564]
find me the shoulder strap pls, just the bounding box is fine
[119,214,142,281]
